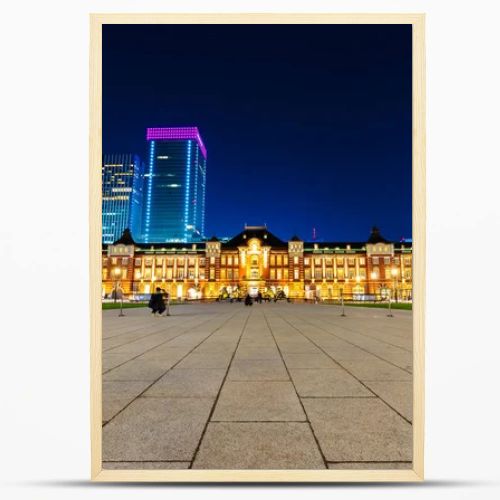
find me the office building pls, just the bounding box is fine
[142,127,207,243]
[102,154,144,244]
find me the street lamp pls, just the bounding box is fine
[113,267,121,303]
[370,271,377,301]
[391,267,399,303]
[113,267,125,317]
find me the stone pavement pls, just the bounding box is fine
[102,302,413,470]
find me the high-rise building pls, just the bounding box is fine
[102,154,144,244]
[142,127,207,243]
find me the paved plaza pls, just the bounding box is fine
[102,302,413,470]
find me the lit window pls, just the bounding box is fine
[294,269,299,280]
[294,256,298,265]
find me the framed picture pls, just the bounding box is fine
[90,13,425,482]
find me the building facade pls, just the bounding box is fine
[102,226,412,301]
[102,154,144,244]
[142,127,207,243]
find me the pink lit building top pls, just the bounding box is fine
[146,127,207,158]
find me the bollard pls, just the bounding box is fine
[119,295,125,317]
[340,292,346,317]
[387,291,393,317]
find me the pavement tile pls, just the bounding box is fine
[282,352,336,369]
[327,462,412,470]
[277,344,320,354]
[103,355,182,381]
[338,359,412,381]
[175,352,233,369]
[103,461,190,469]
[303,398,412,461]
[233,347,281,360]
[143,369,226,398]
[212,381,306,421]
[289,368,372,397]
[103,380,151,422]
[319,345,375,361]
[363,380,413,421]
[102,397,214,461]
[227,359,289,381]
[192,422,325,469]
[102,353,136,372]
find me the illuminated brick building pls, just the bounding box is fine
[102,225,412,301]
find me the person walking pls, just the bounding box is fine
[148,287,166,316]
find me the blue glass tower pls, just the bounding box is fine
[142,127,207,243]
[102,153,144,243]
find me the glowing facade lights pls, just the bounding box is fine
[141,127,207,243]
[146,127,207,159]
[102,153,144,244]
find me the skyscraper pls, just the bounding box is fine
[142,127,207,243]
[102,154,144,244]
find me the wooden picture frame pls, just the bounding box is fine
[89,12,425,482]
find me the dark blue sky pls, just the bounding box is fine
[103,24,412,242]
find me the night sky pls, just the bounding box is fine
[103,24,412,242]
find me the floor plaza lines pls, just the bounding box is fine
[102,302,413,470]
